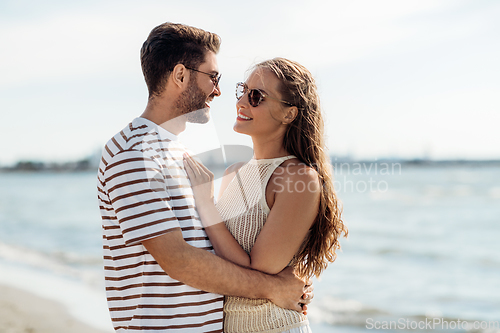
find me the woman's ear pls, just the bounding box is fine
[283,106,298,124]
[171,64,188,89]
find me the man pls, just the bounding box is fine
[97,22,311,332]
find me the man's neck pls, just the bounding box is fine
[141,97,187,136]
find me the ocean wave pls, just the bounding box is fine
[0,241,103,287]
[489,187,500,199]
[308,296,500,332]
[308,296,388,327]
[371,247,449,261]
[368,247,500,269]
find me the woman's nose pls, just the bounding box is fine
[236,94,248,109]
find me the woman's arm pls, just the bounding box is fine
[184,154,320,274]
[249,165,320,274]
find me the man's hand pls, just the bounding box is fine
[301,283,314,315]
[270,267,314,314]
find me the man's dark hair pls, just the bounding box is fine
[140,22,221,99]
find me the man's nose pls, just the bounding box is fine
[212,83,221,97]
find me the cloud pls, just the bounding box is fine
[220,0,462,69]
[0,0,465,86]
[0,0,499,162]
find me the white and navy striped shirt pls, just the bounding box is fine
[97,117,223,332]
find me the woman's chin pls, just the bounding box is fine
[233,123,247,135]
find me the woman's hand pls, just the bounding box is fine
[184,153,253,266]
[183,153,215,206]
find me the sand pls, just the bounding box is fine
[0,284,112,333]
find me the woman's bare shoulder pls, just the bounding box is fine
[267,159,321,208]
[274,159,320,186]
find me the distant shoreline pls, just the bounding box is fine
[1,157,499,173]
[0,157,500,173]
[332,158,500,167]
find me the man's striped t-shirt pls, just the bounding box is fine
[97,117,223,332]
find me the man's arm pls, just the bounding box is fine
[102,150,310,312]
[142,229,308,312]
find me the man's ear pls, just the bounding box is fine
[171,64,189,89]
[283,106,298,124]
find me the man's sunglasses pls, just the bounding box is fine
[185,67,222,87]
[235,82,294,107]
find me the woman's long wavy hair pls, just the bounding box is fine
[255,58,348,279]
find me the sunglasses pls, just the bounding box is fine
[185,67,222,87]
[235,82,293,107]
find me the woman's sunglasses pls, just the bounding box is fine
[235,82,294,107]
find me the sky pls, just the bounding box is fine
[0,0,499,165]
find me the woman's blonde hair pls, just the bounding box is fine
[255,58,348,278]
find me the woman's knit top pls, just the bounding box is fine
[215,155,309,333]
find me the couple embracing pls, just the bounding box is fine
[97,22,347,333]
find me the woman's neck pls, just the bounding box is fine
[251,135,290,160]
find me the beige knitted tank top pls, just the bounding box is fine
[215,155,309,333]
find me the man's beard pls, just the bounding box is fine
[176,78,211,124]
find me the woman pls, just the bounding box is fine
[184,58,347,332]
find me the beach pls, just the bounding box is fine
[0,166,499,332]
[0,284,110,333]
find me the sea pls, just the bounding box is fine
[0,162,499,332]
